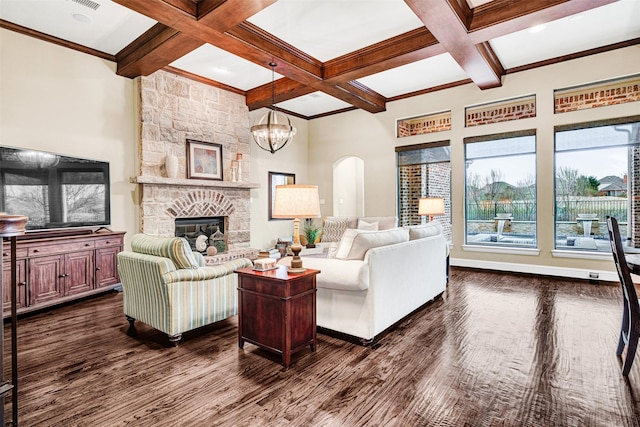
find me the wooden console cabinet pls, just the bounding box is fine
[1,230,124,317]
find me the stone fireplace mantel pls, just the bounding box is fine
[131,176,260,190]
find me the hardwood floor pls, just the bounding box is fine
[4,268,640,426]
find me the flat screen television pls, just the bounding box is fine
[0,146,110,231]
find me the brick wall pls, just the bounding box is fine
[398,162,452,241]
[397,111,451,137]
[465,95,536,127]
[633,145,640,247]
[555,75,640,113]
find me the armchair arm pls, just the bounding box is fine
[163,258,253,283]
[192,251,206,267]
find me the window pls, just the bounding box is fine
[396,141,451,240]
[464,131,537,248]
[554,117,640,252]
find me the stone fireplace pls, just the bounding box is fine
[132,69,259,264]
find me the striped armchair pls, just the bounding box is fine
[117,234,253,345]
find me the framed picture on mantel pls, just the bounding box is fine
[187,139,223,181]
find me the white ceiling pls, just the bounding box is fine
[1,0,639,118]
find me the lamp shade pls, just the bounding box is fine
[273,185,321,219]
[418,197,445,216]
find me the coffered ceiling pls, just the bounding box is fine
[1,0,639,119]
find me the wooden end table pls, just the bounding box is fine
[237,265,319,368]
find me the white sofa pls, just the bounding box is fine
[279,219,448,343]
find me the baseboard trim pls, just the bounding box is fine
[450,257,619,282]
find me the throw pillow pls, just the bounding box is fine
[321,218,349,242]
[359,216,397,230]
[131,234,199,269]
[357,219,379,231]
[326,241,340,259]
[407,223,442,240]
[335,228,409,260]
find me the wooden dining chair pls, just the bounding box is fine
[606,216,640,376]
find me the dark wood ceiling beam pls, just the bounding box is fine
[116,23,203,78]
[319,81,386,113]
[246,78,316,111]
[160,0,197,16]
[226,22,323,84]
[468,0,617,42]
[198,0,227,17]
[323,27,446,83]
[113,0,323,84]
[112,0,197,28]
[404,0,504,89]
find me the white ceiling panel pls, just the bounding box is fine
[356,53,469,98]
[0,0,155,55]
[170,44,283,91]
[247,0,424,62]
[491,0,640,69]
[277,92,352,117]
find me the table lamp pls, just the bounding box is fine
[273,185,321,273]
[418,197,445,222]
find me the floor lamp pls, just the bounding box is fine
[272,185,321,273]
[418,197,445,222]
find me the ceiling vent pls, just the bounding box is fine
[69,0,101,11]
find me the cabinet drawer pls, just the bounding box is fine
[28,240,95,256]
[2,248,27,259]
[94,236,123,248]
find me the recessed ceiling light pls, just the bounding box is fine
[72,13,93,23]
[528,24,546,33]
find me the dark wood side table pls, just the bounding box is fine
[237,265,319,368]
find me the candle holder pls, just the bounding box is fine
[235,153,243,183]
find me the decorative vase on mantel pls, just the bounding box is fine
[165,154,179,179]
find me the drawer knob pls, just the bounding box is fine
[85,243,91,247]
[33,249,39,253]
[96,267,101,271]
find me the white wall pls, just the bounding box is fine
[309,45,640,276]
[0,29,139,246]
[248,110,310,250]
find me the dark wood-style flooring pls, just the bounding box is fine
[4,268,640,426]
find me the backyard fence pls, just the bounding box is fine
[467,198,627,222]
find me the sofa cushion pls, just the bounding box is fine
[321,217,349,242]
[131,234,199,269]
[360,216,397,230]
[357,219,379,231]
[406,223,442,240]
[335,228,409,260]
[278,256,369,291]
